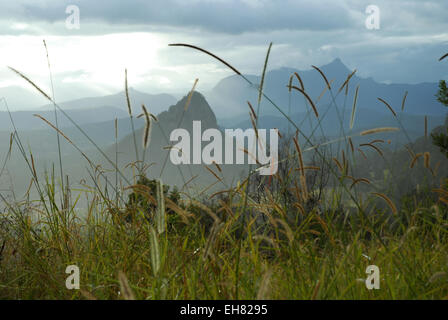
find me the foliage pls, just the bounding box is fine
[431,80,448,158]
[125,175,181,229]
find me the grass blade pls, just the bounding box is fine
[149,225,161,276]
[350,85,359,130]
[156,179,166,234]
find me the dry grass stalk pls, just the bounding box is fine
[124,184,156,205]
[276,219,294,244]
[293,200,306,215]
[360,127,399,136]
[124,69,132,116]
[332,157,344,173]
[357,148,367,160]
[155,179,166,234]
[209,188,232,200]
[295,166,320,172]
[149,226,161,276]
[212,161,222,173]
[33,114,92,165]
[30,153,37,178]
[433,188,448,199]
[405,145,415,158]
[118,271,136,300]
[350,178,371,189]
[299,175,309,203]
[276,129,282,138]
[185,78,199,111]
[293,137,308,201]
[290,86,319,118]
[311,280,321,300]
[294,72,305,90]
[8,67,52,101]
[248,102,261,148]
[344,175,355,182]
[247,101,257,120]
[312,65,331,90]
[165,198,193,224]
[316,79,335,103]
[401,91,408,111]
[377,98,397,117]
[350,85,360,129]
[141,104,152,149]
[372,192,397,214]
[338,69,357,94]
[150,114,158,122]
[348,137,354,153]
[258,42,272,105]
[169,43,242,75]
[242,148,260,165]
[257,268,273,300]
[360,143,383,157]
[205,165,223,183]
[203,221,224,261]
[434,161,441,176]
[8,132,13,156]
[424,152,431,169]
[252,235,280,254]
[293,138,305,176]
[410,153,423,168]
[190,199,220,222]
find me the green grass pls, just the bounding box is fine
[1,184,448,299]
[1,43,448,300]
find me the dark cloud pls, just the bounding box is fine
[1,0,356,34]
[0,0,446,101]
[0,0,446,37]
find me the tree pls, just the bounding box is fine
[431,80,448,158]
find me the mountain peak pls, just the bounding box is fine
[331,57,343,64]
[159,91,217,129]
[320,57,351,75]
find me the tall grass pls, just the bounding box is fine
[0,43,447,300]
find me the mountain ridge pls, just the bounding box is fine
[205,58,444,119]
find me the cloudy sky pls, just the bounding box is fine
[0,0,447,109]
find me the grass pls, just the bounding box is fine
[0,43,448,300]
[1,190,447,299]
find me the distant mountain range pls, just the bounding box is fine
[39,88,177,114]
[0,106,128,131]
[205,58,445,121]
[0,86,50,109]
[227,107,444,148]
[1,58,444,132]
[0,88,177,131]
[1,57,446,198]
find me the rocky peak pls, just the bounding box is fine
[158,91,218,129]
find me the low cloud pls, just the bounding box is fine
[0,0,446,107]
